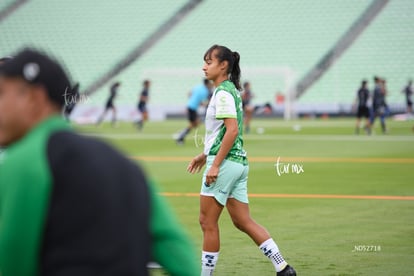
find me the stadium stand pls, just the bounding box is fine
[300,0,414,110]
[0,0,413,119]
[0,0,188,104]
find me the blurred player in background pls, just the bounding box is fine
[188,44,296,276]
[96,81,120,127]
[381,78,390,116]
[402,79,413,114]
[0,48,198,276]
[176,78,212,144]
[242,81,254,133]
[370,76,388,134]
[136,79,150,130]
[354,80,371,135]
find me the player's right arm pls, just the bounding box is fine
[187,153,206,174]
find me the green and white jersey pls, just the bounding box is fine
[204,80,248,165]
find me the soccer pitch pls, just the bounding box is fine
[77,118,414,275]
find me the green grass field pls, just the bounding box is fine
[77,118,414,276]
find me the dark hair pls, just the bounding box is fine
[204,44,242,90]
[203,78,210,85]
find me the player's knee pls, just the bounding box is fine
[199,215,217,232]
[232,220,244,232]
[232,218,250,233]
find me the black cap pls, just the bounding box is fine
[0,48,71,107]
[0,56,12,63]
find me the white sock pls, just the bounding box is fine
[201,251,219,276]
[259,238,288,272]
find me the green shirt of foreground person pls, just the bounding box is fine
[0,49,198,276]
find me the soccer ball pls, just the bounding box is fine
[256,127,265,134]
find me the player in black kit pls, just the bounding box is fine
[136,79,150,130]
[96,82,120,127]
[354,80,371,135]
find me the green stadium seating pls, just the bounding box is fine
[1,0,413,115]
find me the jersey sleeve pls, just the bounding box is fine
[215,90,237,119]
[149,181,199,276]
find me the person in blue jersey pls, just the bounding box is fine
[187,45,296,276]
[176,78,212,144]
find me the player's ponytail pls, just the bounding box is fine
[204,44,242,90]
[230,51,241,91]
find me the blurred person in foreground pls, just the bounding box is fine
[0,49,198,276]
[176,78,212,144]
[354,80,371,135]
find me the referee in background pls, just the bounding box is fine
[0,49,198,276]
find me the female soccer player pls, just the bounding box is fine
[187,45,296,276]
